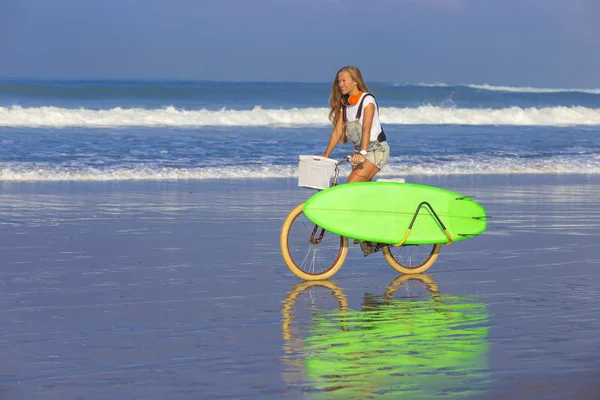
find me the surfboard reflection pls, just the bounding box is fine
[281,275,490,399]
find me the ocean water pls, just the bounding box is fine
[1,79,600,181]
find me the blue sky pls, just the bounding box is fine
[1,0,599,87]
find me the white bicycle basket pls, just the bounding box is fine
[298,155,337,190]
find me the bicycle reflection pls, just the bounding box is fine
[281,275,490,399]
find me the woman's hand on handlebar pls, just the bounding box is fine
[350,154,366,165]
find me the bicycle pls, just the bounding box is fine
[280,156,442,281]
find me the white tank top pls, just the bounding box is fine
[343,93,382,142]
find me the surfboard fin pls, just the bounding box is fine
[458,233,479,238]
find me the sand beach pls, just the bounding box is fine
[1,175,600,399]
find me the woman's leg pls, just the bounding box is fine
[347,159,380,183]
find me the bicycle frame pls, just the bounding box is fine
[330,156,352,188]
[307,157,351,244]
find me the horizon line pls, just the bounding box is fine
[1,76,600,90]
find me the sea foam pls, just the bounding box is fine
[412,82,600,94]
[1,155,599,181]
[1,105,600,127]
[466,84,600,95]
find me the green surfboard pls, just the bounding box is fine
[302,182,486,245]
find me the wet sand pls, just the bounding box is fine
[1,175,600,399]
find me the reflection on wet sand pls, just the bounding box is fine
[281,275,490,399]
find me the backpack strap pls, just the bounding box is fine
[343,93,374,122]
[356,93,376,120]
[358,94,387,142]
[343,94,386,143]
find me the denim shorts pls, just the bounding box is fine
[355,141,390,169]
[346,120,390,169]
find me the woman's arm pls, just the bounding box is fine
[323,114,344,158]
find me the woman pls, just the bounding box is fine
[322,66,390,183]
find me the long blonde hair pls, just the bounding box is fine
[328,66,369,144]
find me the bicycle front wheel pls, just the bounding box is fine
[280,202,348,281]
[382,244,441,274]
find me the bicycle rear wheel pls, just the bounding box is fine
[382,244,441,274]
[280,202,348,281]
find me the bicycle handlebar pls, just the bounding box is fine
[336,155,353,166]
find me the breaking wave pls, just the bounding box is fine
[2,155,600,181]
[2,105,600,127]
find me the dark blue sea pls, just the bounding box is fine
[1,79,600,181]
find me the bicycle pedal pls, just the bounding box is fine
[360,241,379,257]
